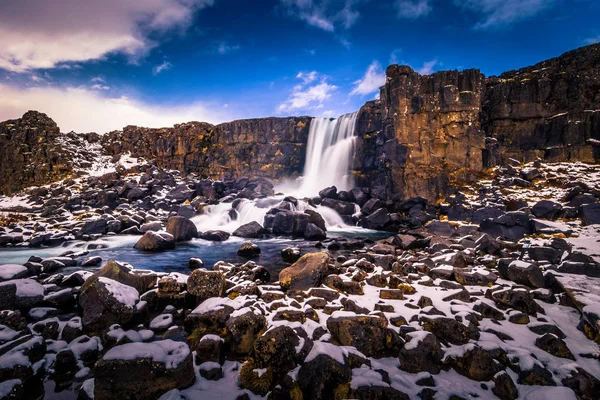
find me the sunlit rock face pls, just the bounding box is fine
[0,111,73,195]
[354,43,600,202]
[101,116,312,182]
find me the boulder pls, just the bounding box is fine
[532,200,562,220]
[198,230,230,241]
[166,216,198,242]
[0,264,28,282]
[490,288,541,315]
[186,270,226,300]
[225,310,267,356]
[133,231,175,251]
[297,354,351,400]
[535,333,575,360]
[80,219,108,236]
[279,252,329,291]
[421,316,478,345]
[319,186,337,199]
[0,279,45,310]
[327,314,401,357]
[581,203,600,226]
[94,340,195,400]
[78,277,139,331]
[81,260,156,294]
[505,260,545,288]
[321,198,355,215]
[360,208,390,230]
[232,221,267,238]
[237,242,261,258]
[398,331,443,374]
[253,326,300,374]
[281,247,301,263]
[304,222,326,240]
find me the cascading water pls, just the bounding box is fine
[283,112,359,197]
[192,111,361,233]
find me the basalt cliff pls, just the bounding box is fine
[1,44,599,199]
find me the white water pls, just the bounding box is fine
[192,112,361,233]
[279,112,359,197]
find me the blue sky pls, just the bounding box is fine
[0,0,598,133]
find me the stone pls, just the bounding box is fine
[94,340,195,400]
[281,247,301,263]
[327,314,401,358]
[226,310,267,356]
[188,258,204,269]
[297,354,351,400]
[505,260,545,288]
[490,288,541,315]
[0,279,45,310]
[421,317,478,345]
[304,222,326,240]
[360,208,390,230]
[166,216,198,242]
[80,219,108,236]
[232,221,267,238]
[187,270,226,300]
[493,371,519,400]
[237,242,261,258]
[445,346,501,381]
[319,186,337,199]
[532,200,562,220]
[78,277,138,332]
[279,252,329,291]
[199,230,230,241]
[527,247,562,264]
[133,231,175,251]
[581,203,600,226]
[535,333,575,359]
[81,259,157,295]
[253,326,300,374]
[398,331,443,374]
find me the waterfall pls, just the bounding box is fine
[282,112,358,197]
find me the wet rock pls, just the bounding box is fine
[319,186,337,199]
[398,331,443,374]
[94,340,195,400]
[232,221,267,238]
[327,314,401,358]
[198,230,230,241]
[80,219,108,236]
[360,208,390,230]
[78,277,138,332]
[81,256,102,267]
[304,222,326,240]
[188,258,204,269]
[281,247,301,263]
[166,216,198,242]
[186,270,226,300]
[0,264,28,282]
[237,242,261,258]
[133,231,176,251]
[279,252,329,291]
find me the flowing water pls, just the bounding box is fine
[0,111,386,275]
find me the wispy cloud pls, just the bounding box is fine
[152,61,173,75]
[91,84,110,90]
[584,35,600,45]
[350,61,386,96]
[0,0,216,72]
[279,0,363,32]
[215,41,240,55]
[456,0,555,29]
[417,59,438,74]
[389,48,403,64]
[277,71,338,114]
[395,0,432,19]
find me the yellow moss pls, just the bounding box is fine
[275,149,283,157]
[290,383,303,400]
[228,291,241,299]
[399,283,416,295]
[334,383,352,400]
[239,359,274,396]
[296,121,306,128]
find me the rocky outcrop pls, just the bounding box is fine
[100,116,311,182]
[354,43,600,202]
[0,111,72,195]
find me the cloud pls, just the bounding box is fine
[0,83,233,133]
[389,48,403,64]
[277,71,338,114]
[417,59,438,74]
[395,0,432,19]
[152,61,173,75]
[350,61,386,96]
[0,0,215,72]
[279,0,363,32]
[585,35,600,45]
[215,41,241,55]
[456,0,555,29]
[91,84,111,91]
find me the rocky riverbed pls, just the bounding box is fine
[1,159,600,399]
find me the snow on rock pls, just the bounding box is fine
[0,264,28,281]
[103,339,190,369]
[98,277,139,307]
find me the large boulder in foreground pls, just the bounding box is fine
[78,277,139,331]
[166,216,198,242]
[94,340,195,400]
[133,231,175,251]
[279,252,329,291]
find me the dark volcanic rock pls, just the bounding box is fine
[133,231,176,251]
[232,221,267,238]
[279,252,329,291]
[166,216,198,242]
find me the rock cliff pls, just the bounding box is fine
[354,44,600,202]
[0,111,73,195]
